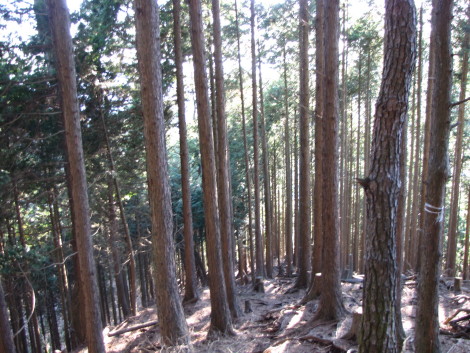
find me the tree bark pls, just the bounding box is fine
[172,0,199,304]
[134,0,189,345]
[314,0,345,322]
[187,0,234,336]
[445,18,468,277]
[0,279,16,353]
[359,2,416,352]
[46,0,105,350]
[212,0,241,318]
[415,1,454,352]
[295,0,311,290]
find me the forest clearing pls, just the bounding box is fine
[1,0,469,352]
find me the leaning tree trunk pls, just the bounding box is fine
[359,1,416,352]
[415,1,454,352]
[187,0,234,336]
[46,0,105,351]
[134,0,189,345]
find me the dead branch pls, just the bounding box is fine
[108,320,158,337]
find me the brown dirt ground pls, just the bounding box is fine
[80,274,470,353]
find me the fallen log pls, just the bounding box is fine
[108,320,158,337]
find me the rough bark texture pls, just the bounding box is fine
[463,189,470,280]
[187,0,234,336]
[359,2,416,352]
[314,0,344,321]
[46,0,105,351]
[134,0,189,345]
[212,0,241,318]
[172,0,199,304]
[415,1,453,352]
[295,0,311,290]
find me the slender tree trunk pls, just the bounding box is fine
[314,0,345,321]
[359,2,416,351]
[445,20,468,277]
[234,0,255,283]
[134,0,189,345]
[172,0,199,304]
[250,0,264,279]
[283,46,294,277]
[295,0,311,290]
[463,188,470,280]
[258,55,273,279]
[187,0,234,336]
[415,1,454,352]
[212,0,241,318]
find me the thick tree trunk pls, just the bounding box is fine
[47,0,105,351]
[314,0,345,322]
[359,2,416,352]
[415,1,454,352]
[134,0,189,345]
[187,0,234,336]
[172,0,199,304]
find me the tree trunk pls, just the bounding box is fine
[250,0,264,279]
[46,0,105,351]
[134,0,189,345]
[295,0,311,290]
[212,0,241,318]
[463,188,470,280]
[187,0,234,336]
[234,0,255,283]
[415,1,454,352]
[445,20,468,277]
[0,279,16,353]
[314,0,344,322]
[172,0,199,304]
[359,2,416,352]
[283,45,294,277]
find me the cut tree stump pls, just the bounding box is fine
[254,277,265,293]
[454,277,462,292]
[340,309,362,341]
[108,320,158,337]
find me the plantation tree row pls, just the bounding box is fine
[0,0,469,352]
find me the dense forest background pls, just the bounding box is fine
[0,0,469,352]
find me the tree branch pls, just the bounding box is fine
[450,96,470,108]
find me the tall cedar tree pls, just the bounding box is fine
[187,0,234,336]
[415,0,454,352]
[314,0,345,321]
[251,0,264,278]
[212,0,241,318]
[46,0,106,351]
[172,0,199,303]
[295,0,311,289]
[134,0,189,345]
[358,0,416,351]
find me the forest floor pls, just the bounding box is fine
[93,272,470,353]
